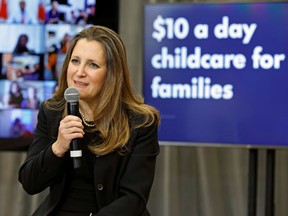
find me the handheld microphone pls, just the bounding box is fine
[64,87,82,169]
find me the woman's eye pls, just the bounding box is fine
[89,63,99,69]
[71,59,79,64]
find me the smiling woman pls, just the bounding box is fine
[67,38,107,107]
[18,25,160,216]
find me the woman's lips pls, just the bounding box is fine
[74,80,88,86]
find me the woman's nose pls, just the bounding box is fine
[76,65,86,76]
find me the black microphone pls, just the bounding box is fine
[64,87,82,169]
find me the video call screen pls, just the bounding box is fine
[0,0,96,147]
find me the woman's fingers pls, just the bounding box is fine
[55,115,85,152]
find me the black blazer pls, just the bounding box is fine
[18,103,159,216]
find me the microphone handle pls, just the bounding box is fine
[67,102,82,169]
[70,139,81,168]
[67,101,79,116]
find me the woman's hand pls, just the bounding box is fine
[52,115,84,157]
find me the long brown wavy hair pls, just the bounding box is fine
[45,25,160,156]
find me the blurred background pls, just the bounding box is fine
[0,0,287,215]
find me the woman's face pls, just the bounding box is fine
[11,83,20,93]
[27,87,36,98]
[67,39,107,104]
[20,36,28,45]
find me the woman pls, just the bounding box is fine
[13,34,30,54]
[8,81,23,108]
[21,86,41,109]
[18,25,160,216]
[45,1,61,24]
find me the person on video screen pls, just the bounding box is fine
[21,86,41,109]
[7,0,38,24]
[18,25,160,216]
[46,1,61,24]
[10,117,26,137]
[7,81,23,108]
[13,34,33,55]
[60,33,70,53]
[86,4,96,24]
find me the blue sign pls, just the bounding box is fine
[143,2,288,147]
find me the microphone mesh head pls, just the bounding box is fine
[64,87,80,102]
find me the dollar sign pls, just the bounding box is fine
[152,15,166,42]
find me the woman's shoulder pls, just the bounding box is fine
[128,109,159,129]
[40,98,64,117]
